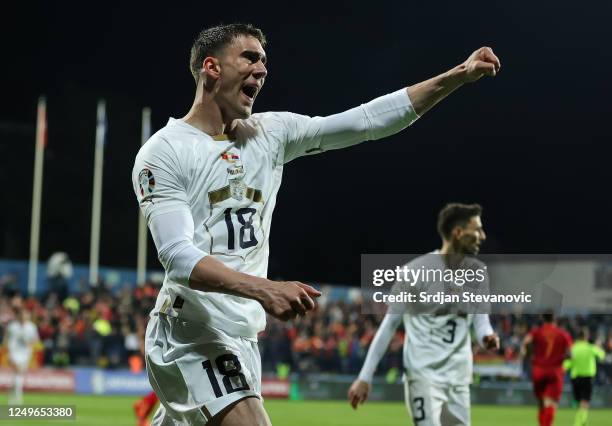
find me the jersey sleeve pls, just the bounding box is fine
[148,210,207,286]
[472,314,494,347]
[593,345,606,361]
[357,313,403,383]
[132,137,207,285]
[279,89,419,163]
[29,323,39,343]
[132,137,191,221]
[6,323,16,340]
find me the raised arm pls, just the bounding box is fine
[407,47,500,116]
[282,47,500,163]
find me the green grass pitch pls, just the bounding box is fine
[1,393,610,425]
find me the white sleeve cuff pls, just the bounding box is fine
[361,88,420,140]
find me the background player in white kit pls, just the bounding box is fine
[348,203,500,426]
[3,307,39,405]
[132,24,500,425]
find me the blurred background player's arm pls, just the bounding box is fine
[520,333,533,357]
[562,358,572,372]
[348,313,403,409]
[593,342,606,362]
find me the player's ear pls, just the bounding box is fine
[451,226,463,239]
[203,57,221,79]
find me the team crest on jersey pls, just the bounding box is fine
[221,152,240,163]
[138,168,155,199]
[227,164,246,200]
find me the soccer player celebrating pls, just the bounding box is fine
[132,23,500,425]
[563,328,605,426]
[348,203,499,426]
[521,312,573,426]
[3,307,39,405]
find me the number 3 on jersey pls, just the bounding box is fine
[224,208,258,250]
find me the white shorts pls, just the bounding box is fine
[405,379,470,426]
[9,351,31,372]
[145,313,262,425]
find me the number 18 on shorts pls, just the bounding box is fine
[146,316,262,424]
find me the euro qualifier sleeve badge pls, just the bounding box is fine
[138,168,156,202]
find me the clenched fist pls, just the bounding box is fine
[460,47,501,83]
[258,280,321,321]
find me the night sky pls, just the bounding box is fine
[2,1,611,285]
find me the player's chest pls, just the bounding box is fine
[191,142,278,207]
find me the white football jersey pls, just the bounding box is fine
[403,313,475,385]
[358,252,493,387]
[7,320,39,356]
[396,253,486,385]
[133,114,316,338]
[132,89,418,338]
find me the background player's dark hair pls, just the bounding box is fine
[189,23,267,85]
[542,310,555,323]
[437,203,483,240]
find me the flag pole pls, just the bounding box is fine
[136,107,151,286]
[27,97,47,296]
[89,100,106,286]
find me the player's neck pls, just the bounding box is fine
[183,86,235,137]
[439,241,456,255]
[183,102,229,136]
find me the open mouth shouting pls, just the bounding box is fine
[241,83,259,104]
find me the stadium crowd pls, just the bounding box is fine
[1,272,612,384]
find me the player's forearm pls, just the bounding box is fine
[407,64,468,117]
[188,255,269,303]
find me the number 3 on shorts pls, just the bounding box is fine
[413,396,426,422]
[202,354,250,398]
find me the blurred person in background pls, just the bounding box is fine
[563,328,605,426]
[46,252,73,303]
[521,312,573,426]
[348,203,499,426]
[0,273,19,298]
[3,307,39,404]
